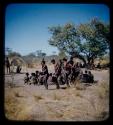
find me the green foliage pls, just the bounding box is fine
[5,47,13,56]
[48,18,110,65]
[48,23,80,54]
[27,52,36,57]
[92,18,110,44]
[5,47,22,58]
[58,50,66,59]
[36,50,46,57]
[78,18,109,64]
[8,52,22,58]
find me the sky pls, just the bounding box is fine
[5,4,110,56]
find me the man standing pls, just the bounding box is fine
[51,59,61,89]
[62,58,72,87]
[41,60,49,89]
[5,57,10,74]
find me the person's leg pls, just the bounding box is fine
[43,75,48,89]
[56,82,60,89]
[66,73,70,87]
[57,75,62,85]
[55,75,60,89]
[7,66,8,74]
[9,66,10,73]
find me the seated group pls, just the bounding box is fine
[79,70,94,83]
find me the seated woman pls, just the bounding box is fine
[81,70,89,83]
[80,70,94,83]
[87,71,94,83]
[24,72,30,84]
[16,65,22,73]
[29,73,38,85]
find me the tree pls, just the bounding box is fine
[27,52,36,57]
[8,52,22,57]
[48,19,109,66]
[36,50,42,57]
[5,47,12,56]
[91,18,110,44]
[58,50,66,59]
[5,48,22,57]
[52,51,56,55]
[48,23,85,62]
[41,52,46,58]
[48,23,80,53]
[36,50,46,57]
[48,23,88,64]
[77,18,109,65]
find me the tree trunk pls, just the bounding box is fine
[87,56,95,69]
[70,52,86,65]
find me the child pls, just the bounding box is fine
[24,72,30,84]
[30,73,38,85]
[82,70,89,83]
[88,71,94,83]
[41,60,49,89]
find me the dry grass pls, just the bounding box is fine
[14,92,22,97]
[76,83,86,90]
[83,81,109,121]
[33,95,43,102]
[100,59,109,66]
[4,69,109,121]
[96,81,109,99]
[5,94,22,120]
[53,93,61,100]
[75,91,83,98]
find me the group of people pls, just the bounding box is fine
[24,57,94,89]
[79,70,94,83]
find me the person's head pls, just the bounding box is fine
[49,73,52,76]
[32,73,35,76]
[36,70,39,74]
[41,60,46,66]
[6,57,9,60]
[63,58,67,62]
[26,72,29,76]
[31,73,34,76]
[51,59,55,64]
[33,73,36,76]
[85,70,87,74]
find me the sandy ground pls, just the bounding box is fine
[4,67,109,121]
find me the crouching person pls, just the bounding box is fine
[35,70,40,85]
[30,73,38,85]
[88,71,94,83]
[24,72,30,84]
